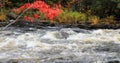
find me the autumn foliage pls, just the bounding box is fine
[12,0,62,22]
[0,0,119,26]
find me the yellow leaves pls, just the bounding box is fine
[89,15,115,25]
[89,16,99,25]
[0,12,6,21]
[101,16,115,25]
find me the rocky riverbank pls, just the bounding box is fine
[1,19,120,30]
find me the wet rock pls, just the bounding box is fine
[107,60,120,63]
[59,28,77,39]
[7,59,18,63]
[94,43,120,53]
[71,28,91,33]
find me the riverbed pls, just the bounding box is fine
[0,27,120,63]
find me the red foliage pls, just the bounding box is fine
[32,1,62,20]
[19,3,31,11]
[12,8,21,14]
[12,0,62,22]
[33,13,39,19]
[0,3,3,7]
[24,16,34,22]
[12,3,31,14]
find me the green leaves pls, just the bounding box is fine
[111,0,120,8]
[54,10,87,23]
[111,0,120,3]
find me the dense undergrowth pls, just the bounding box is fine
[0,0,120,27]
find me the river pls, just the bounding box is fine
[0,27,120,63]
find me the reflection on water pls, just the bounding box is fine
[0,27,120,63]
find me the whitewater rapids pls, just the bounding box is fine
[0,27,120,63]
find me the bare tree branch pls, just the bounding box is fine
[2,4,33,30]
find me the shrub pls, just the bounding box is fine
[54,10,87,24]
[0,12,6,21]
[88,16,100,25]
[101,16,116,25]
[70,0,120,20]
[12,0,62,22]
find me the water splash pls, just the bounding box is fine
[0,27,120,63]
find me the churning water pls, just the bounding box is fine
[0,27,120,63]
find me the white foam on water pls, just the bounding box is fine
[0,28,120,51]
[40,31,59,40]
[0,28,120,62]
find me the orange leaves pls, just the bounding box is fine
[0,3,3,7]
[89,16,99,25]
[12,8,21,14]
[101,16,115,25]
[12,3,31,14]
[32,1,62,20]
[0,12,6,21]
[33,14,39,19]
[12,0,62,22]
[23,16,34,22]
[23,14,39,22]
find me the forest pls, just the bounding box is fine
[0,0,120,29]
